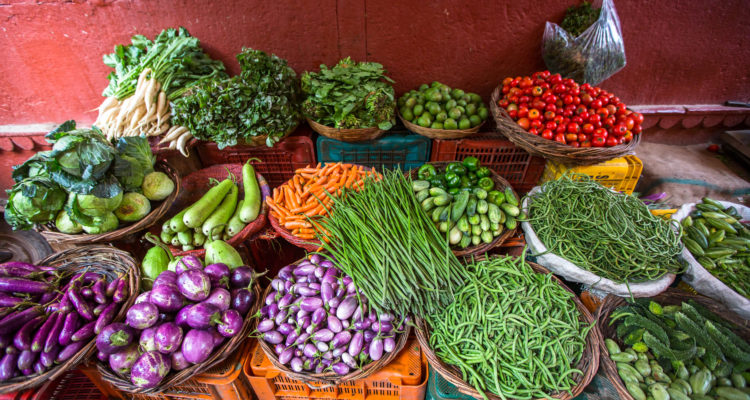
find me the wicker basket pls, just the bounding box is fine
[416,260,601,400]
[407,162,518,257]
[596,288,750,400]
[268,212,322,252]
[0,245,140,395]
[151,163,270,258]
[257,277,411,386]
[97,281,262,394]
[307,118,385,142]
[38,161,181,245]
[490,85,641,165]
[399,114,482,140]
[238,122,298,147]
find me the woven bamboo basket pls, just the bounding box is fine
[307,118,385,142]
[399,113,482,140]
[596,288,750,400]
[268,212,322,252]
[38,161,180,245]
[490,85,641,165]
[416,260,601,400]
[97,281,262,394]
[407,162,518,257]
[151,163,270,258]
[257,271,411,386]
[0,245,140,394]
[238,122,298,147]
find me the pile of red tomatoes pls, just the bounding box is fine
[497,71,643,148]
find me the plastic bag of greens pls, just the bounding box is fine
[542,0,626,85]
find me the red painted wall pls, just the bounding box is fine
[1,0,748,126]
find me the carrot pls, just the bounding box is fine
[285,221,312,230]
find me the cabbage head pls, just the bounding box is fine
[4,175,66,230]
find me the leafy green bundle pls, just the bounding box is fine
[102,27,227,100]
[171,48,300,148]
[301,57,396,130]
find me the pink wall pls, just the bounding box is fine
[1,0,748,126]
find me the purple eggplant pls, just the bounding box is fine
[270,279,284,292]
[0,261,37,272]
[154,271,177,287]
[300,297,323,313]
[268,303,280,319]
[135,290,151,304]
[56,340,86,362]
[186,303,221,329]
[13,314,45,351]
[155,322,183,354]
[0,350,19,381]
[327,315,343,333]
[354,319,371,330]
[383,336,395,353]
[290,356,303,372]
[40,344,57,367]
[217,310,242,338]
[33,360,44,374]
[93,303,107,316]
[278,266,293,281]
[332,362,350,375]
[348,331,363,356]
[175,307,190,328]
[81,287,95,299]
[17,349,36,371]
[274,344,284,355]
[204,288,230,311]
[262,330,283,345]
[0,306,42,335]
[181,329,215,364]
[71,321,96,342]
[331,331,352,348]
[139,327,158,352]
[113,279,128,303]
[257,319,275,333]
[363,330,376,343]
[207,327,224,347]
[203,263,230,288]
[265,291,278,306]
[94,303,117,334]
[336,297,357,320]
[177,270,211,301]
[31,312,58,352]
[106,277,119,298]
[321,283,334,303]
[316,341,329,352]
[96,323,135,354]
[149,284,184,313]
[97,351,108,362]
[131,351,171,389]
[230,288,254,315]
[109,343,140,374]
[277,293,293,309]
[68,288,94,320]
[171,350,190,371]
[313,329,334,342]
[0,293,24,307]
[303,343,318,358]
[279,347,295,364]
[328,297,341,309]
[294,263,316,277]
[0,277,51,294]
[277,323,293,335]
[230,266,254,288]
[126,302,159,329]
[296,285,318,297]
[45,311,67,353]
[369,338,384,361]
[175,256,203,274]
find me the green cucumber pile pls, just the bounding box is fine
[608,299,750,400]
[680,197,750,298]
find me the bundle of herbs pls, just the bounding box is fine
[301,58,396,130]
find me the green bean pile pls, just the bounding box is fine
[526,173,684,283]
[427,255,592,400]
[316,169,465,318]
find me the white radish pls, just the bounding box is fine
[176,132,193,157]
[159,126,182,144]
[156,91,167,119]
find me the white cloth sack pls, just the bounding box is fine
[672,201,750,319]
[521,186,675,297]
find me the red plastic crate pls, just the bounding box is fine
[195,127,316,187]
[430,132,546,194]
[31,370,105,400]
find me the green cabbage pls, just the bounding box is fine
[4,175,66,230]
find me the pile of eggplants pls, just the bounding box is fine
[258,254,406,376]
[96,255,257,389]
[0,261,128,382]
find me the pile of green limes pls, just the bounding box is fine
[398,82,488,130]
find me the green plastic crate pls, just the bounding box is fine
[316,130,431,171]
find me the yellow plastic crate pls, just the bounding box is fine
[540,155,643,194]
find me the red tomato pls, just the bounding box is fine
[580,140,592,148]
[509,95,519,104]
[544,110,556,121]
[541,129,554,140]
[549,74,562,85]
[565,133,579,143]
[581,83,591,91]
[530,119,543,130]
[520,78,533,88]
[498,99,509,108]
[579,111,589,120]
[563,109,574,118]
[532,99,546,110]
[622,131,634,142]
[581,93,593,104]
[593,128,608,138]
[528,109,541,120]
[624,118,635,130]
[555,99,564,109]
[519,96,531,104]
[613,124,628,136]
[532,86,544,96]
[553,115,565,125]
[616,103,627,115]
[502,86,511,94]
[606,136,619,147]
[606,104,617,116]
[592,136,606,147]
[605,116,617,129]
[572,116,584,125]
[575,105,587,115]
[517,118,531,130]
[518,108,529,118]
[567,123,580,134]
[632,112,644,124]
[554,84,568,94]
[569,87,580,96]
[523,87,533,96]
[545,121,557,130]
[554,133,567,144]
[588,114,601,124]
[511,78,520,87]
[596,108,609,119]
[569,141,581,148]
[563,95,574,105]
[591,99,602,109]
[632,124,642,134]
[582,123,594,134]
[578,133,589,142]
[555,125,567,135]
[503,77,513,86]
[528,128,539,135]
[508,110,518,119]
[611,96,620,104]
[545,103,557,113]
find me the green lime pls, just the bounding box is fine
[444,118,458,130]
[439,86,451,100]
[469,93,483,104]
[413,104,424,117]
[445,99,457,110]
[465,103,477,116]
[431,121,444,129]
[431,81,442,88]
[401,107,414,121]
[397,97,405,108]
[477,107,489,120]
[457,99,467,107]
[415,95,425,105]
[458,117,471,129]
[419,83,429,92]
[462,94,472,103]
[456,105,466,115]
[417,114,432,127]
[435,111,448,122]
[426,101,441,115]
[451,88,465,100]
[405,97,417,108]
[448,107,462,120]
[469,115,482,127]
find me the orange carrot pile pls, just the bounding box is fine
[266,162,379,240]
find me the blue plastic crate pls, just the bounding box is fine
[316,130,431,171]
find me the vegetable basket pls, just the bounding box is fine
[399,113,482,140]
[37,161,181,245]
[257,274,412,386]
[238,122,298,147]
[415,260,601,400]
[307,118,385,143]
[490,85,640,165]
[407,162,518,257]
[0,245,140,394]
[595,288,750,400]
[153,163,271,258]
[96,281,262,394]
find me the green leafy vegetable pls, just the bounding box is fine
[171,48,300,148]
[301,57,396,130]
[113,136,155,191]
[4,175,66,230]
[560,1,600,36]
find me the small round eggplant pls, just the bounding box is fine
[177,270,211,302]
[230,266,254,289]
[171,350,190,371]
[185,302,222,329]
[96,323,135,354]
[175,256,203,274]
[139,327,158,352]
[217,310,243,338]
[126,302,159,329]
[230,288,254,315]
[131,351,171,389]
[203,288,231,311]
[203,263,229,288]
[155,322,183,354]
[109,343,140,375]
[181,329,215,364]
[149,284,185,313]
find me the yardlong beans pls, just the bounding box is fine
[526,173,683,284]
[427,254,592,400]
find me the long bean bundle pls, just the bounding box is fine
[427,255,592,400]
[526,174,684,283]
[316,169,465,318]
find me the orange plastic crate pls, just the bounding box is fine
[242,337,428,400]
[31,370,105,400]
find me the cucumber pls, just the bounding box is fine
[716,387,750,400]
[477,199,488,214]
[625,381,646,400]
[690,368,713,395]
[177,230,193,246]
[480,231,493,244]
[610,352,637,362]
[666,387,690,400]
[183,179,234,229]
[490,222,500,231]
[415,188,430,203]
[160,230,174,245]
[239,161,262,223]
[471,235,481,246]
[605,338,621,354]
[504,187,518,206]
[468,214,480,225]
[471,225,482,236]
[205,238,244,268]
[226,199,247,237]
[169,208,190,233]
[193,231,206,247]
[202,183,239,237]
[648,383,669,400]
[429,187,447,197]
[683,237,705,256]
[707,217,739,234]
[438,221,450,233]
[488,203,501,224]
[448,226,462,245]
[479,215,490,231]
[422,197,436,212]
[432,206,446,223]
[687,226,709,248]
[457,216,470,233]
[439,204,452,222]
[412,180,430,192]
[459,234,471,249]
[501,203,520,217]
[451,192,469,222]
[705,248,737,259]
[433,194,452,206]
[505,216,517,230]
[671,378,692,395]
[695,219,711,237]
[466,196,477,217]
[473,188,487,200]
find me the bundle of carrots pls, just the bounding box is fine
[266,162,379,240]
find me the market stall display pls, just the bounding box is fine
[96,254,260,393]
[674,198,750,319]
[257,254,409,385]
[5,122,179,244]
[491,70,642,164]
[522,173,683,297]
[0,246,139,394]
[398,82,487,139]
[417,254,600,400]
[301,58,395,142]
[409,159,519,255]
[597,289,750,400]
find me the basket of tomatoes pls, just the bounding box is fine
[490,70,643,165]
